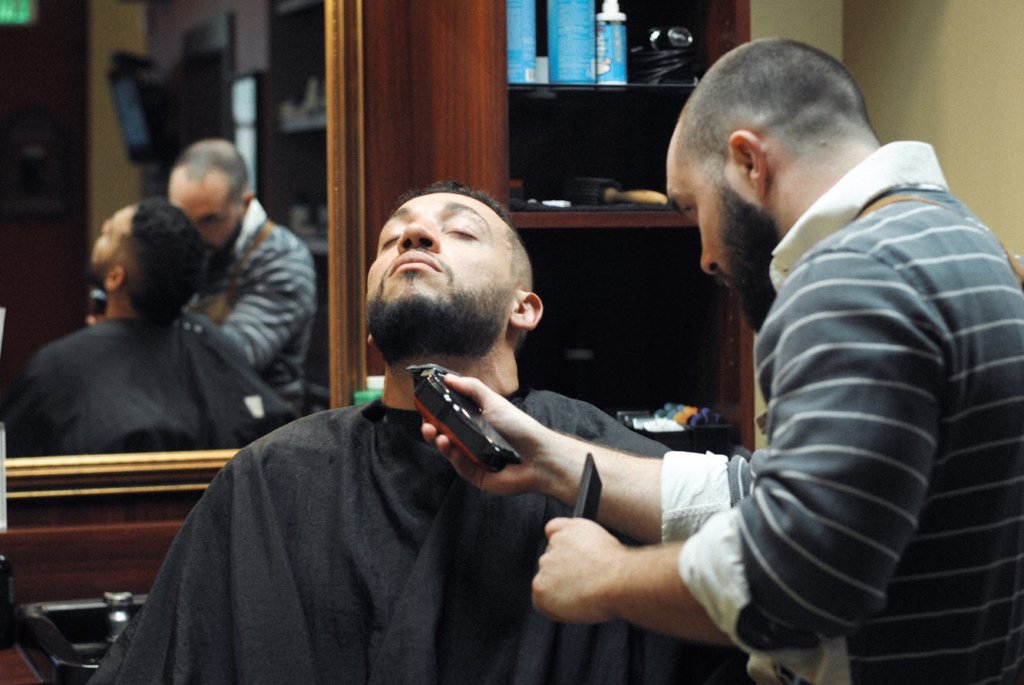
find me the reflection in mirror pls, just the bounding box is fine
[2,0,364,500]
[0,197,300,457]
[0,1,356,469]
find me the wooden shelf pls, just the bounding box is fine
[512,210,694,229]
[509,81,697,98]
[301,235,328,256]
[279,111,326,133]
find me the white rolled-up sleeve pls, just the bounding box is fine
[660,450,732,541]
[678,509,852,685]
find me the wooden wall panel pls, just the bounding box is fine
[0,522,182,605]
[0,0,88,395]
[362,0,509,259]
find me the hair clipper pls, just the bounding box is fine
[408,363,522,472]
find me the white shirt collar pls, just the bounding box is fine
[769,141,948,290]
[235,197,270,256]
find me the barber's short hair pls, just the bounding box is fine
[171,138,249,202]
[680,38,877,168]
[127,197,204,324]
[395,180,534,290]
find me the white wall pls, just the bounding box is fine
[751,0,843,57]
[844,0,1024,254]
[88,0,148,238]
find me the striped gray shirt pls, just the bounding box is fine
[740,190,1024,683]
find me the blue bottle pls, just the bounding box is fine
[548,0,595,84]
[507,0,536,84]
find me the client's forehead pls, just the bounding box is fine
[395,192,505,232]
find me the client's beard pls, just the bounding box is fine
[367,287,510,365]
[719,183,780,332]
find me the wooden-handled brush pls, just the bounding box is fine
[563,177,668,206]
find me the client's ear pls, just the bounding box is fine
[104,264,127,293]
[509,290,543,333]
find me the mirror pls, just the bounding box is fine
[3,0,366,503]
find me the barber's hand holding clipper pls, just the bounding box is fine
[420,373,581,499]
[421,373,671,624]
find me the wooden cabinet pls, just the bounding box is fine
[360,0,754,447]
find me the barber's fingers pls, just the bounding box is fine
[421,423,486,484]
[441,374,507,413]
[442,374,546,453]
[533,517,619,623]
[543,516,610,542]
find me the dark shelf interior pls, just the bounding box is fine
[267,3,329,408]
[509,71,693,204]
[275,0,323,16]
[505,1,748,425]
[518,226,722,416]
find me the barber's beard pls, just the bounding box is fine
[719,184,780,332]
[366,285,510,366]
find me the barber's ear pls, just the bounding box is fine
[241,190,256,214]
[509,290,543,332]
[726,130,770,203]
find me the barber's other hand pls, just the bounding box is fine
[532,517,623,624]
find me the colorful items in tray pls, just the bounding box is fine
[653,403,726,427]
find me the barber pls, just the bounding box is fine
[425,38,1024,684]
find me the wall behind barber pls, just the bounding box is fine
[89,0,147,241]
[844,0,1024,255]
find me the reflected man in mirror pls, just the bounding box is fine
[168,138,316,411]
[0,198,296,457]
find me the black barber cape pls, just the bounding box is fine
[93,390,733,684]
[0,313,296,456]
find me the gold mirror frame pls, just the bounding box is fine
[4,0,366,504]
[326,0,366,409]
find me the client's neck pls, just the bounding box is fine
[379,350,519,411]
[103,291,140,321]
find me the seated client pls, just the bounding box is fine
[0,197,296,457]
[91,183,739,683]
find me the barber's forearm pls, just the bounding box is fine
[601,542,733,645]
[533,434,664,543]
[534,524,733,646]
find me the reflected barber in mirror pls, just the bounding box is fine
[91,181,740,684]
[168,138,316,410]
[0,198,296,457]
